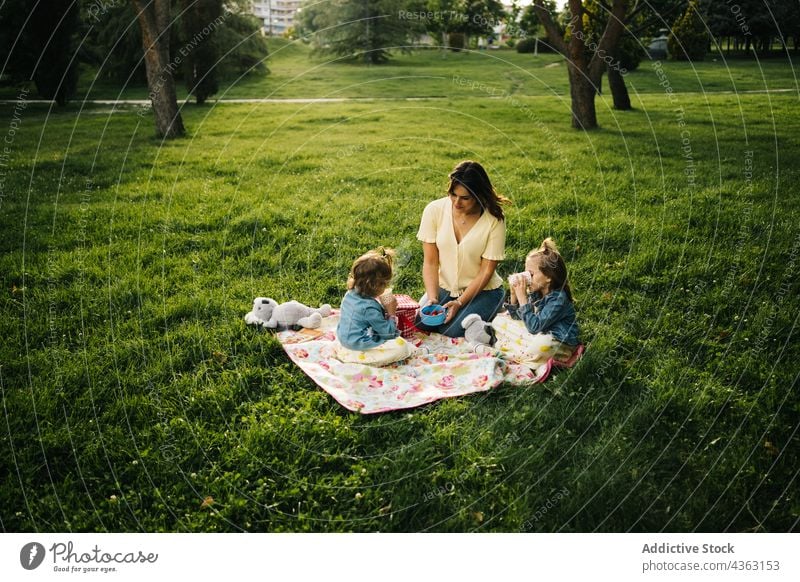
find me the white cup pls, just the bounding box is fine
[508,271,531,287]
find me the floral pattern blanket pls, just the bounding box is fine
[276,312,550,414]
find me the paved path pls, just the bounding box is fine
[0,96,448,105]
[0,88,796,106]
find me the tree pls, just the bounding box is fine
[311,0,414,64]
[89,2,268,85]
[704,0,799,56]
[612,1,686,108]
[580,0,652,111]
[131,0,186,138]
[296,0,328,40]
[458,0,506,44]
[515,1,557,52]
[0,0,80,105]
[504,0,522,44]
[212,8,270,76]
[532,1,690,123]
[776,0,800,54]
[668,0,707,61]
[420,0,463,52]
[84,1,147,85]
[180,0,223,105]
[533,0,628,129]
[581,1,630,110]
[416,0,505,49]
[518,1,552,36]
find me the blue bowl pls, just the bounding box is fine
[420,304,446,326]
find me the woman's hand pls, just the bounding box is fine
[442,299,461,324]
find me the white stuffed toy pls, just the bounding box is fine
[462,313,497,352]
[245,297,332,330]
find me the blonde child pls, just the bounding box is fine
[495,238,580,366]
[463,238,579,367]
[336,247,418,366]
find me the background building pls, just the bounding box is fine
[252,0,301,36]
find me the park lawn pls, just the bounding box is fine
[234,39,800,99]
[4,38,797,102]
[0,87,798,532]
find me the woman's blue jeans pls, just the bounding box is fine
[414,287,505,338]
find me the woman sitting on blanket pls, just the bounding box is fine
[336,247,422,366]
[415,160,510,337]
[494,238,580,366]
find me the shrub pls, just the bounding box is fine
[448,32,466,52]
[668,0,708,61]
[516,37,536,53]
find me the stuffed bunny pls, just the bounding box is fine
[461,313,497,352]
[245,297,332,330]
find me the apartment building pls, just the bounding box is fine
[252,0,302,35]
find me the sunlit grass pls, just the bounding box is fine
[1,51,798,532]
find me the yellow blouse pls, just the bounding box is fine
[416,197,505,297]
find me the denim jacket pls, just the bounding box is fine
[337,290,400,350]
[505,289,579,346]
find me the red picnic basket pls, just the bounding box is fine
[394,294,420,339]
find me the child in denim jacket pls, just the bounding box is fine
[500,238,579,364]
[336,247,419,366]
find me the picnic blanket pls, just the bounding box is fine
[276,311,581,414]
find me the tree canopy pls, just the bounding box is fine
[303,0,415,64]
[0,0,80,105]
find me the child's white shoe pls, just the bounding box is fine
[473,344,496,356]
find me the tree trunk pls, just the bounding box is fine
[607,64,631,110]
[534,0,627,130]
[132,0,185,139]
[181,0,222,105]
[569,67,598,129]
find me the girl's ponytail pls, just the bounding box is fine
[539,237,558,254]
[376,246,396,270]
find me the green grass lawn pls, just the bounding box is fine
[247,39,800,99]
[3,38,798,101]
[1,47,799,532]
